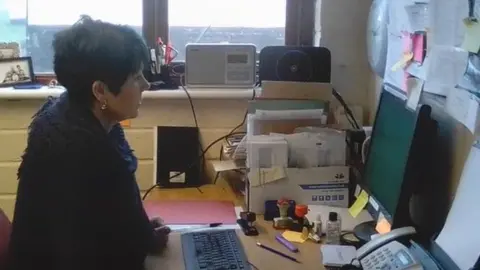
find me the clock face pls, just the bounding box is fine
[367,0,389,78]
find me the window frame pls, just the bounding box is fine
[35,0,314,80]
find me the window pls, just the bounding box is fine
[169,0,286,61]
[0,0,308,75]
[0,0,143,73]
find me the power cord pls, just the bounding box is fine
[179,84,205,194]
[142,131,246,200]
[212,87,256,184]
[332,87,360,130]
[141,82,202,199]
[248,261,259,270]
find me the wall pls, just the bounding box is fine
[315,0,376,123]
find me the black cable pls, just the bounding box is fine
[180,84,204,194]
[248,261,259,270]
[332,87,360,129]
[142,85,256,199]
[226,86,257,140]
[213,145,223,184]
[212,86,256,184]
[142,131,246,200]
[180,84,199,127]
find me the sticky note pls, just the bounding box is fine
[282,230,307,243]
[348,190,369,218]
[120,120,131,127]
[406,77,424,110]
[412,34,425,63]
[391,52,414,72]
[461,21,480,53]
[375,214,392,234]
[354,184,361,198]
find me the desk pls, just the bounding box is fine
[145,218,324,270]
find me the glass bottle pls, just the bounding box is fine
[326,212,341,244]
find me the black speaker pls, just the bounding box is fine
[259,46,331,83]
[155,126,202,188]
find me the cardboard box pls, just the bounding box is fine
[247,166,349,213]
[260,81,333,102]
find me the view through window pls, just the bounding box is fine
[169,0,286,61]
[0,0,286,73]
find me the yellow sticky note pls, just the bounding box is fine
[348,190,369,218]
[375,216,392,235]
[282,230,307,243]
[120,120,131,127]
[391,52,413,72]
[461,21,480,53]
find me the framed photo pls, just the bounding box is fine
[0,42,20,59]
[0,57,35,87]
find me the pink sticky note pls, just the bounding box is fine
[412,34,425,63]
[402,32,413,54]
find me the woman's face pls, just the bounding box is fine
[104,70,150,121]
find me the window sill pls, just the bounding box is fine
[0,87,256,100]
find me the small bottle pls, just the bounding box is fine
[326,212,341,244]
[314,213,323,238]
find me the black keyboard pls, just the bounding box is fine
[181,229,251,270]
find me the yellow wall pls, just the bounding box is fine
[0,97,249,219]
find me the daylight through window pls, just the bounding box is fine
[0,0,287,73]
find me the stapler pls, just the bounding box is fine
[237,211,259,236]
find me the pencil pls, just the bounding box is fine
[256,242,301,263]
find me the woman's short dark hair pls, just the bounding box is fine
[53,15,149,105]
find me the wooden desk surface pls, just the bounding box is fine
[143,183,325,269]
[145,219,324,270]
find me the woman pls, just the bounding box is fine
[7,16,170,270]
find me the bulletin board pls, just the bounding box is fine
[383,0,480,134]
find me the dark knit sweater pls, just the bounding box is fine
[7,93,156,270]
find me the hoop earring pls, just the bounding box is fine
[101,101,107,110]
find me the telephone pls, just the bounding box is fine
[357,226,423,270]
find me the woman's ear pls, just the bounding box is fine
[92,81,109,103]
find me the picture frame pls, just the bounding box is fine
[0,42,20,59]
[0,57,35,88]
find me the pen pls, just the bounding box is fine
[256,242,301,263]
[275,234,298,253]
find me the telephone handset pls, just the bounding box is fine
[357,227,423,270]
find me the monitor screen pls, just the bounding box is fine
[363,88,417,216]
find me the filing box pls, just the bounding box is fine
[247,166,350,213]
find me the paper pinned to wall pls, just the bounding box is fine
[384,33,407,91]
[405,61,427,79]
[429,0,467,46]
[446,88,480,134]
[461,21,480,53]
[389,0,416,34]
[423,46,469,96]
[405,3,429,32]
[459,53,480,93]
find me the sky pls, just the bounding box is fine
[3,0,286,28]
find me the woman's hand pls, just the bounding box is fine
[150,217,171,254]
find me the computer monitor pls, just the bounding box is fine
[354,85,436,242]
